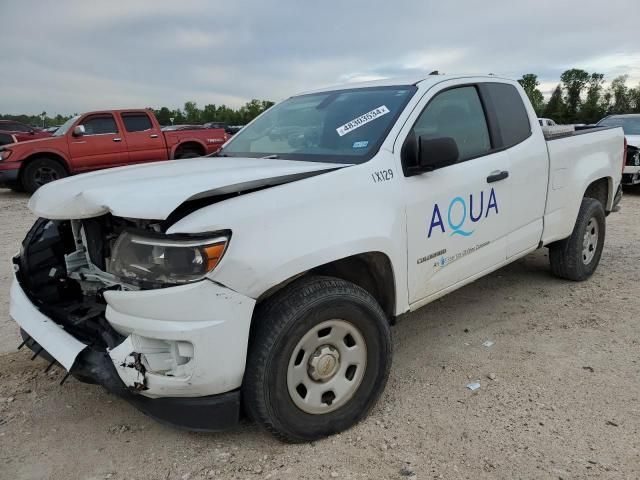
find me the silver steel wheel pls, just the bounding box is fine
[582,217,599,265]
[287,319,367,414]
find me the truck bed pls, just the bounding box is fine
[542,125,624,245]
[542,125,616,140]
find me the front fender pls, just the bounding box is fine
[167,159,409,314]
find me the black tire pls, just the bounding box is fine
[242,276,392,443]
[174,149,200,159]
[549,197,605,281]
[21,157,68,193]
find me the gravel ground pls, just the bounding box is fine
[1,188,639,480]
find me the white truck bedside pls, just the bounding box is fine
[10,74,625,442]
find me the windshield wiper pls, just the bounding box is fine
[260,154,280,159]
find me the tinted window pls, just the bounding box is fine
[0,133,15,145]
[483,83,531,147]
[411,86,490,163]
[597,116,640,135]
[1,122,29,132]
[122,113,153,132]
[81,115,118,135]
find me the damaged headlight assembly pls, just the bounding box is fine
[107,231,229,286]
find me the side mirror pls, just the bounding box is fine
[418,136,459,170]
[72,125,85,137]
[29,129,36,135]
[401,132,459,176]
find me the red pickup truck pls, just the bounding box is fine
[0,109,228,192]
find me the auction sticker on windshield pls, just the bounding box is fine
[336,106,390,136]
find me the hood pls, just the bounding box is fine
[626,134,640,148]
[29,157,349,220]
[1,135,61,150]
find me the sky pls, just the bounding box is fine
[1,0,639,115]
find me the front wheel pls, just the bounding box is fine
[549,197,606,281]
[242,276,392,443]
[21,158,68,193]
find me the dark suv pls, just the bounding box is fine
[0,120,52,142]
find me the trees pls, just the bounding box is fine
[183,101,201,124]
[543,85,566,123]
[560,69,590,121]
[580,73,606,124]
[629,83,640,114]
[608,75,631,114]
[518,74,545,115]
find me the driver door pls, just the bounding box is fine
[401,84,511,304]
[67,113,128,171]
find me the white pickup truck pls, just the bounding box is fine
[10,74,624,442]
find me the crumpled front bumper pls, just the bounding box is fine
[10,273,256,431]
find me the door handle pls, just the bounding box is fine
[113,137,122,142]
[487,170,509,183]
[150,134,158,138]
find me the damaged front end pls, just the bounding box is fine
[13,215,253,431]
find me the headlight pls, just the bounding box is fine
[0,149,12,161]
[107,231,229,285]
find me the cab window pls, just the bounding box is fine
[80,115,118,135]
[122,113,153,132]
[481,83,531,148]
[410,86,491,164]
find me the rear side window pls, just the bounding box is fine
[122,113,153,132]
[81,115,118,135]
[483,83,531,148]
[411,86,491,163]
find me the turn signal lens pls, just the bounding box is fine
[203,243,226,271]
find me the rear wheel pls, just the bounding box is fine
[174,149,200,159]
[21,158,67,193]
[549,197,605,281]
[242,276,392,443]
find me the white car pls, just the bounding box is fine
[538,117,557,127]
[596,114,640,185]
[10,75,625,442]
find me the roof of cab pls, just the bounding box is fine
[296,74,514,96]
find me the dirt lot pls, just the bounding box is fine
[1,188,639,480]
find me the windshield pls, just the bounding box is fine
[220,86,417,163]
[597,116,640,135]
[53,116,80,137]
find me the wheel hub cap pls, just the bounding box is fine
[308,345,340,381]
[35,167,59,186]
[287,319,367,415]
